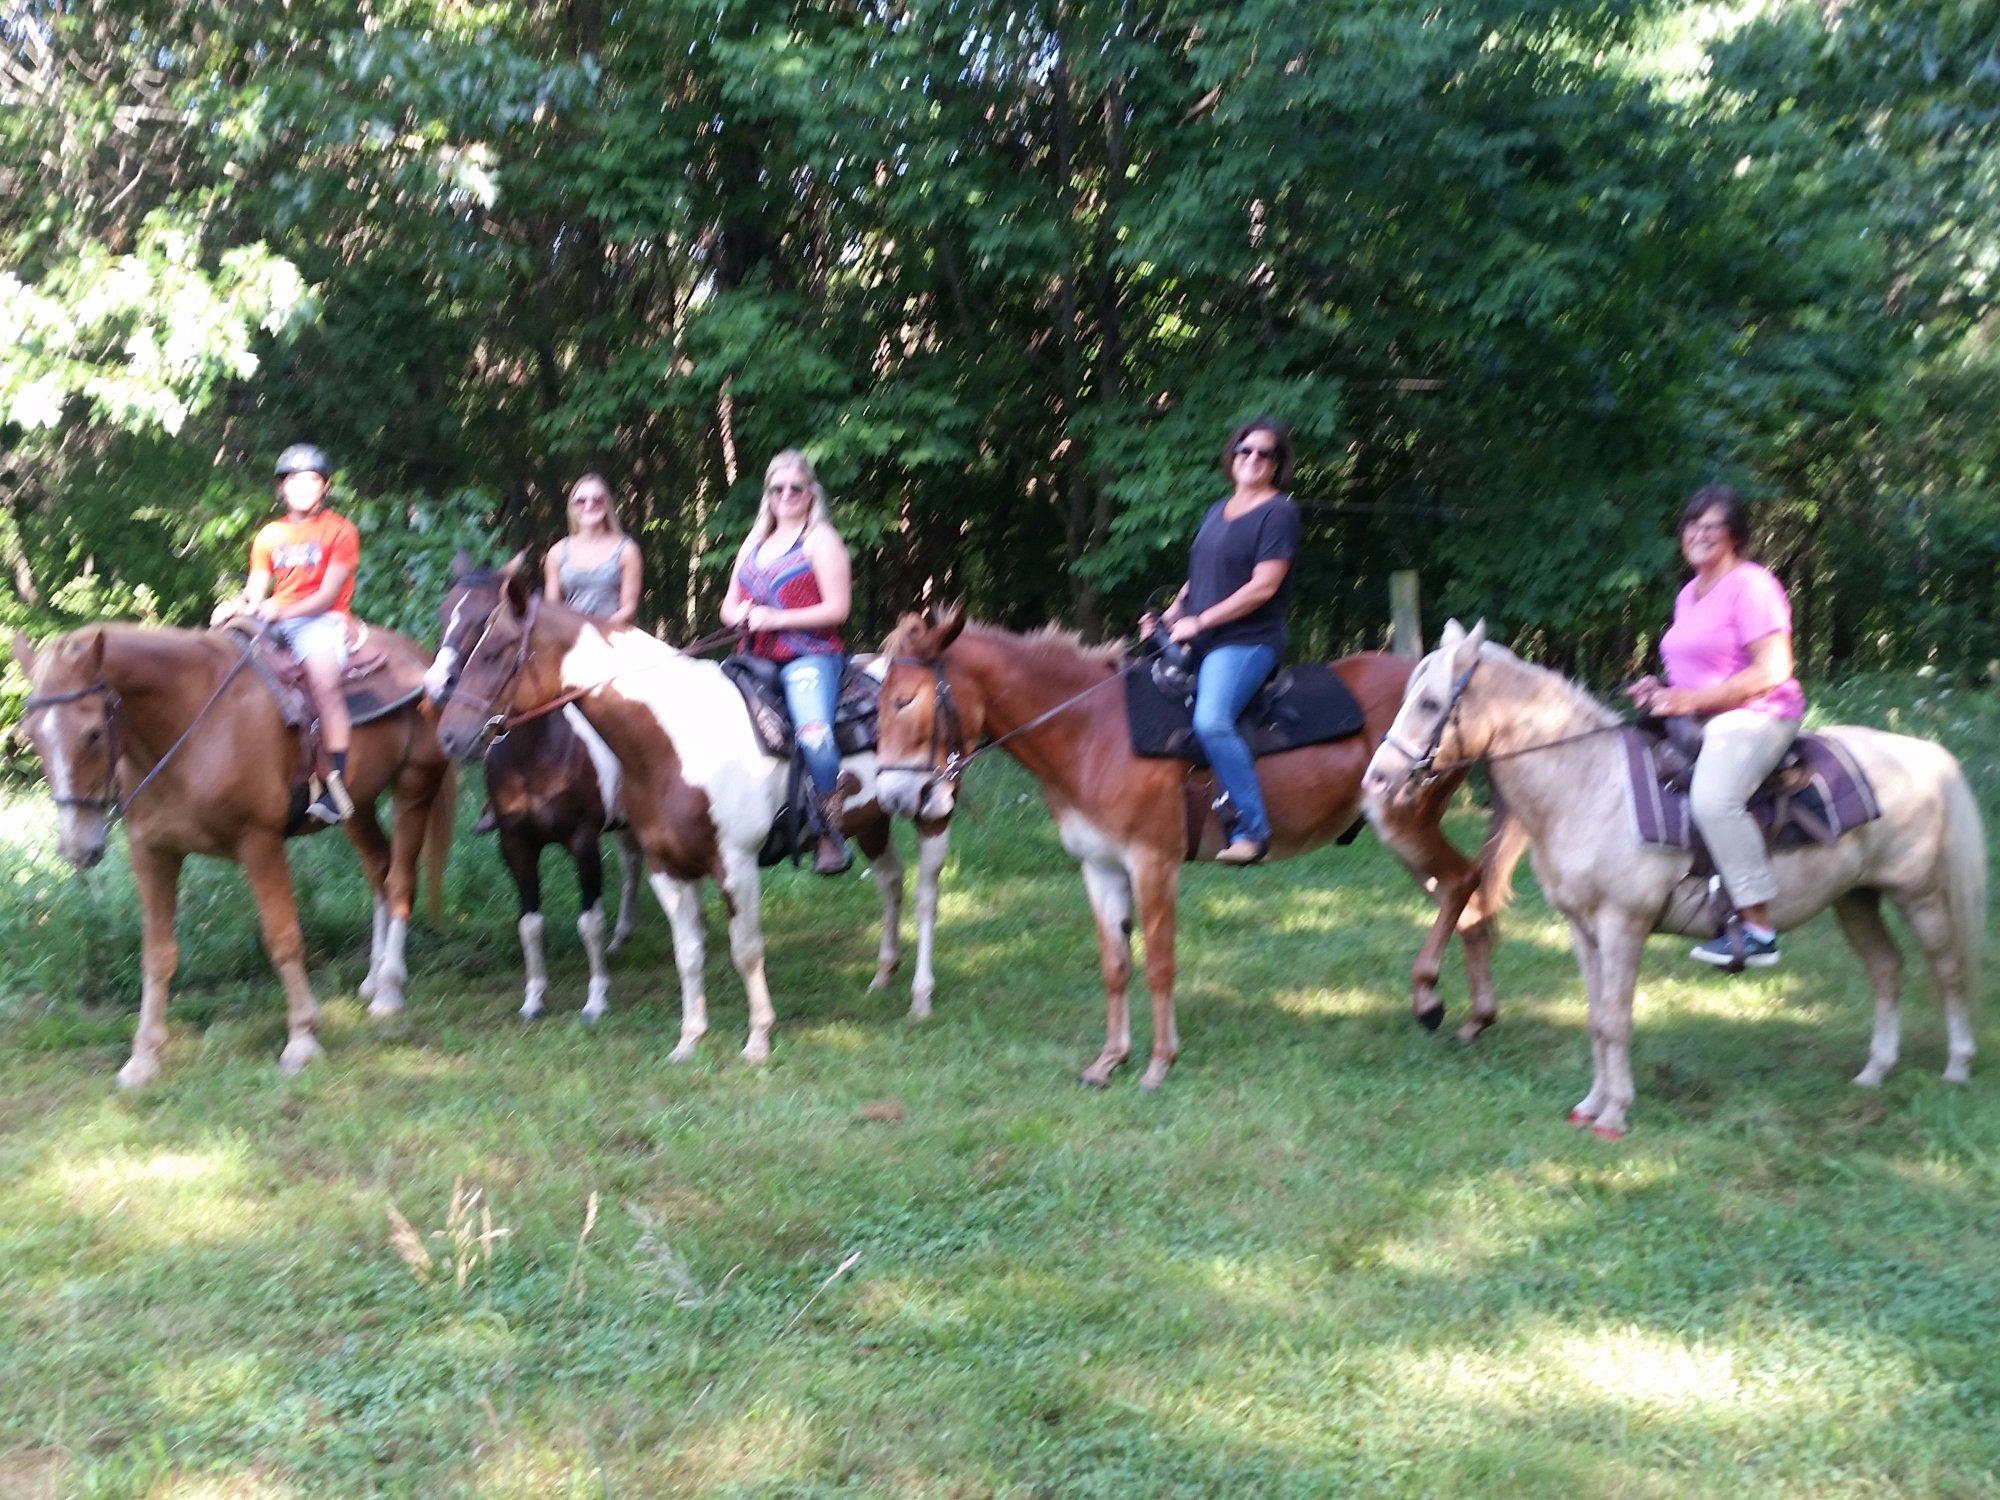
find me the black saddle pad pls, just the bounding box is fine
[721,654,879,760]
[1125,658,1367,762]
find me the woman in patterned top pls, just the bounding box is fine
[720,449,855,875]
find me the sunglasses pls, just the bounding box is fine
[766,481,810,495]
[1233,443,1278,461]
[571,493,609,507]
[1682,522,1729,537]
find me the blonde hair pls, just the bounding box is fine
[748,449,837,548]
[565,472,624,538]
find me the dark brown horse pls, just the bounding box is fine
[875,607,1522,1088]
[10,623,455,1087]
[426,564,642,1020]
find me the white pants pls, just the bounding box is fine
[1689,709,1800,908]
[268,613,348,667]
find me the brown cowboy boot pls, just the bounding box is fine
[813,783,854,876]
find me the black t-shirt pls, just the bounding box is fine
[1185,493,1301,654]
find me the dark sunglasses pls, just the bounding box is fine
[1232,443,1278,461]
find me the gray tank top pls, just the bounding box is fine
[559,537,628,618]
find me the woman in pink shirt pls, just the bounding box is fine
[1627,485,1806,969]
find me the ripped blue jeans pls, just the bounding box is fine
[781,654,844,797]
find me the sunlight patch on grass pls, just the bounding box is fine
[667,1405,821,1491]
[49,1144,259,1248]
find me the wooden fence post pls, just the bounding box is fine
[1390,570,1422,660]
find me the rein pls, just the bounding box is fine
[23,636,258,823]
[1382,651,1631,788]
[879,651,1134,793]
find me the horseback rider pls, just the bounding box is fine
[1139,417,1302,866]
[210,443,359,826]
[545,473,643,625]
[720,449,855,877]
[1626,485,1806,969]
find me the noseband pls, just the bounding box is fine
[21,677,123,813]
[1381,655,1480,791]
[445,593,544,742]
[879,655,970,803]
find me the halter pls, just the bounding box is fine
[445,592,545,742]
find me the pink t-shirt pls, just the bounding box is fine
[1660,561,1806,720]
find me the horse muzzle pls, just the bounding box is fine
[1362,742,1423,808]
[878,767,952,822]
[56,814,109,871]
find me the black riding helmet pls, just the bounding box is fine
[275,443,331,479]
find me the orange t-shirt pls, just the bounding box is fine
[249,510,361,616]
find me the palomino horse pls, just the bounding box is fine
[429,566,950,1061]
[10,623,455,1086]
[1362,620,1986,1136]
[873,606,1522,1089]
[426,565,642,1021]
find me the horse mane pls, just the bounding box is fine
[1479,640,1620,728]
[979,622,1126,675]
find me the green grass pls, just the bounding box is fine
[2,673,1998,1496]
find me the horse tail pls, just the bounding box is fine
[1472,799,1530,923]
[423,762,457,925]
[1942,760,1985,1001]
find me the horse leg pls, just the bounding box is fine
[238,830,324,1075]
[856,813,906,996]
[1579,913,1645,1138]
[720,845,775,1063]
[1077,857,1135,1087]
[502,826,547,1020]
[571,831,611,1022]
[1833,890,1903,1087]
[650,871,709,1061]
[345,806,392,1004]
[608,828,641,953]
[1891,888,1976,1084]
[366,775,430,1016]
[1133,851,1181,1091]
[1566,916,1607,1125]
[117,840,184,1089]
[1370,797,1489,1039]
[910,825,949,1020]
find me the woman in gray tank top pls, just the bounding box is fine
[542,473,641,625]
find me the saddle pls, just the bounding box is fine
[220,618,432,833]
[720,653,881,867]
[1622,717,1883,854]
[1125,654,1366,763]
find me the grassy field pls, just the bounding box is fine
[2,673,1997,1496]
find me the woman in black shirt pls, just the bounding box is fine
[1141,417,1301,865]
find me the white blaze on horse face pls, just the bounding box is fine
[559,625,780,849]
[423,596,468,701]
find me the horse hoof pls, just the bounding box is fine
[116,1057,161,1090]
[367,996,405,1020]
[1590,1123,1626,1141]
[1852,1068,1885,1088]
[669,1036,704,1063]
[1079,1068,1113,1089]
[518,1008,544,1023]
[1453,1020,1489,1045]
[580,1008,605,1026]
[1567,1108,1595,1128]
[905,1000,933,1023]
[279,1036,324,1076]
[1414,1003,1445,1033]
[1139,1062,1171,1091]
[1944,1065,1971,1085]
[357,975,377,1002]
[741,1040,770,1065]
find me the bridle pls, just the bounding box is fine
[22,637,257,823]
[1380,655,1481,792]
[878,655,972,804]
[443,592,546,743]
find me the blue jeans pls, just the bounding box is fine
[1192,642,1277,844]
[781,654,844,797]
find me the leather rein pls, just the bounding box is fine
[1379,651,1629,790]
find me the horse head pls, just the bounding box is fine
[432,563,562,760]
[876,602,974,821]
[11,627,119,869]
[424,551,522,707]
[1363,618,1490,808]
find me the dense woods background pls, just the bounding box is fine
[4,0,1997,687]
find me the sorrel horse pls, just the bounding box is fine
[426,564,643,1020]
[873,606,1522,1089]
[429,567,951,1061]
[1363,620,1986,1136]
[10,623,455,1087]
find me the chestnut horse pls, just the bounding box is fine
[874,607,1522,1089]
[429,568,951,1063]
[1364,620,1985,1136]
[10,623,455,1087]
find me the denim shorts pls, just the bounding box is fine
[268,613,349,666]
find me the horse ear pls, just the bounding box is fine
[1437,619,1466,655]
[81,628,105,674]
[1450,618,1486,677]
[503,564,534,616]
[932,601,967,649]
[8,630,36,676]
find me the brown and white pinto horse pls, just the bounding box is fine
[874,607,1522,1089]
[426,564,642,1021]
[9,623,455,1087]
[430,568,951,1062]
